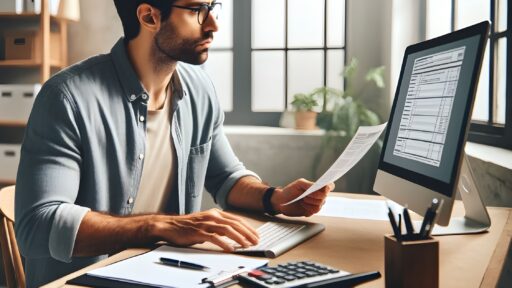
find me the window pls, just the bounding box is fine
[204,0,347,126]
[426,0,512,149]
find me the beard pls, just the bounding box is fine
[152,24,213,66]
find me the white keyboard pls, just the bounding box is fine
[227,221,325,258]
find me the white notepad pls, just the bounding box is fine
[87,245,268,288]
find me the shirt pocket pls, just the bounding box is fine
[187,138,212,199]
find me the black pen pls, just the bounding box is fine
[387,207,401,241]
[159,257,210,271]
[419,198,439,238]
[403,206,415,236]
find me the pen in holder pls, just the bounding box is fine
[384,234,439,288]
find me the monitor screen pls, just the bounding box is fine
[378,22,488,199]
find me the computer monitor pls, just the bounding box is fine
[374,21,491,235]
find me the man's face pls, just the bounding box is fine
[153,0,219,65]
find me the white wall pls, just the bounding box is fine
[67,0,122,64]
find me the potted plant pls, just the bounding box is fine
[290,92,320,130]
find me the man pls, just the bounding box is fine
[15,0,334,286]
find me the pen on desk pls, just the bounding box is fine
[159,257,210,271]
[403,206,415,236]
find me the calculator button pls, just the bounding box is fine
[274,272,287,278]
[284,275,297,281]
[274,279,286,284]
[265,280,275,284]
[328,269,340,273]
[261,267,276,274]
[317,269,330,275]
[306,271,319,277]
[256,274,273,281]
[248,270,265,277]
[296,268,307,273]
[295,273,307,279]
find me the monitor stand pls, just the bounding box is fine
[416,154,491,235]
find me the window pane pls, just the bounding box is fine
[252,51,286,112]
[456,0,490,29]
[426,0,452,39]
[203,51,233,111]
[288,0,325,48]
[252,0,285,48]
[496,38,507,124]
[472,42,490,121]
[287,50,324,109]
[327,0,345,47]
[327,49,344,91]
[212,0,233,49]
[498,0,508,32]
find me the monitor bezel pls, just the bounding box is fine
[377,21,490,198]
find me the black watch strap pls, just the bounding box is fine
[262,186,279,216]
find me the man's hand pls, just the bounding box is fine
[151,208,259,252]
[271,178,334,217]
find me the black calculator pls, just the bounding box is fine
[237,260,380,288]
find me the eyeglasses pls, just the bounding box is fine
[171,2,222,25]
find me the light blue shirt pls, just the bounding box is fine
[15,38,258,287]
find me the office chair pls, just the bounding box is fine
[0,186,25,288]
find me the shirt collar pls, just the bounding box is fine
[111,38,187,102]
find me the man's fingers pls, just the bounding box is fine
[217,210,259,240]
[203,222,253,248]
[303,196,325,206]
[204,232,235,252]
[300,201,322,216]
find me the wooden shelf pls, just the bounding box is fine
[0,120,27,127]
[0,12,64,21]
[0,179,15,186]
[0,59,64,68]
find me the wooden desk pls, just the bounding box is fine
[44,193,512,288]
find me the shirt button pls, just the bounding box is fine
[141,94,148,100]
[139,115,145,122]
[127,197,134,204]
[130,94,136,100]
[139,153,144,160]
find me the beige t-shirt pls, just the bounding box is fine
[133,90,176,214]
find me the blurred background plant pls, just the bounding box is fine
[308,58,386,191]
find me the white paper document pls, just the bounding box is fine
[87,245,268,288]
[285,123,387,205]
[317,196,403,220]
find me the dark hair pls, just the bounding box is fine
[113,0,176,41]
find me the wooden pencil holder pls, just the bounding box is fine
[384,234,439,288]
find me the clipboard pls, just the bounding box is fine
[67,265,253,288]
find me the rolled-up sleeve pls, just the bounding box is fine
[204,96,260,209]
[15,83,90,263]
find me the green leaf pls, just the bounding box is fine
[346,101,359,136]
[360,107,381,126]
[343,58,359,79]
[365,66,385,88]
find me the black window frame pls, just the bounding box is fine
[223,0,347,126]
[438,0,512,149]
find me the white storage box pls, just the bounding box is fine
[0,0,23,14]
[0,84,41,123]
[0,144,21,182]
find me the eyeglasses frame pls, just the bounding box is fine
[171,2,222,25]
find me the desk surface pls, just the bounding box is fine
[44,193,512,288]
